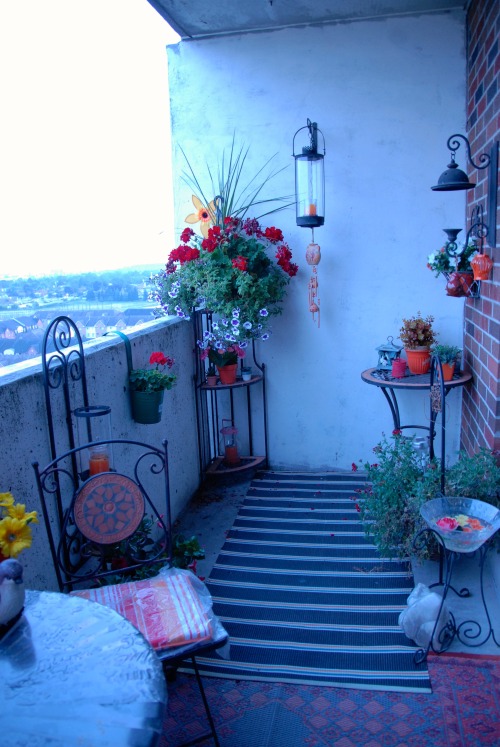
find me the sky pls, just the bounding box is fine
[0,0,180,278]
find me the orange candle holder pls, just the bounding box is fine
[89,446,110,475]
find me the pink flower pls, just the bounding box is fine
[351,462,358,472]
[436,516,458,531]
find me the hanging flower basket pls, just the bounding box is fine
[445,271,474,297]
[130,390,164,425]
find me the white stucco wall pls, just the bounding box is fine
[167,11,469,469]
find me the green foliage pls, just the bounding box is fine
[357,435,440,562]
[356,436,500,562]
[171,534,206,569]
[129,351,177,393]
[432,344,462,364]
[129,367,176,393]
[446,449,500,506]
[427,241,477,277]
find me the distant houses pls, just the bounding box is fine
[0,307,158,367]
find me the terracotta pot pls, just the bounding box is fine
[405,347,431,375]
[391,358,407,378]
[445,271,474,297]
[441,362,456,381]
[470,253,493,281]
[130,389,164,424]
[217,364,238,385]
[206,375,218,387]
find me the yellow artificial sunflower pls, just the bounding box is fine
[185,195,216,238]
[7,502,38,524]
[0,516,34,558]
[0,492,15,508]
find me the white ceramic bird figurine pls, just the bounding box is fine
[0,558,25,627]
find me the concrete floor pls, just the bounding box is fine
[173,474,500,657]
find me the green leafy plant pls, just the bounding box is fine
[129,351,177,393]
[354,435,500,562]
[150,139,298,352]
[432,344,462,364]
[354,435,440,562]
[171,534,205,572]
[445,448,500,505]
[399,313,437,349]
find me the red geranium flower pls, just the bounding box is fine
[232,255,248,271]
[265,226,284,242]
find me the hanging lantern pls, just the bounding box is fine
[293,120,325,228]
[293,119,326,328]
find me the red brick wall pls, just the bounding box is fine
[461,0,500,454]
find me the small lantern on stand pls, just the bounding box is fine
[74,405,113,477]
[293,119,325,328]
[376,336,403,371]
[221,419,240,467]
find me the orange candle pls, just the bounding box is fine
[224,445,240,466]
[308,203,317,216]
[89,451,110,475]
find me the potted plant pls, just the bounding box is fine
[432,344,461,381]
[354,435,500,564]
[241,365,252,382]
[200,338,246,385]
[128,351,177,424]
[150,141,298,372]
[427,238,477,297]
[399,313,437,374]
[206,363,218,387]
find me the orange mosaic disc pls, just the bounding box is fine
[74,473,145,544]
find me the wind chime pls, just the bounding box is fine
[293,119,326,327]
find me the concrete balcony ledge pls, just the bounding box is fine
[0,316,200,591]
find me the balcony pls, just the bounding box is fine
[0,316,199,591]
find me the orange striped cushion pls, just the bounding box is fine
[71,574,213,650]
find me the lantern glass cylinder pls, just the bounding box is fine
[295,154,325,228]
[74,405,113,477]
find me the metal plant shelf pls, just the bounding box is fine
[193,311,269,483]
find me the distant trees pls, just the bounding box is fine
[0,267,154,308]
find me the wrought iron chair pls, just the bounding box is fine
[32,438,228,747]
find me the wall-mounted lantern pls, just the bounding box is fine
[293,119,326,328]
[431,134,498,295]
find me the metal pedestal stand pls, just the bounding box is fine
[413,528,500,663]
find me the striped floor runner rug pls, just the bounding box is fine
[195,471,430,693]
